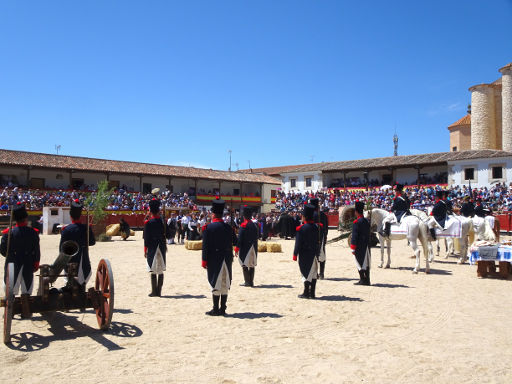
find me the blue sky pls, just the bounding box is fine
[1,1,511,170]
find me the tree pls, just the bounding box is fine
[85,180,113,235]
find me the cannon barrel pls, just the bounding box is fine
[48,240,79,284]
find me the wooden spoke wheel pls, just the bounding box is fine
[94,259,114,331]
[3,263,15,344]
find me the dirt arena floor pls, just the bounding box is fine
[1,230,511,384]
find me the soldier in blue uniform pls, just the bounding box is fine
[202,199,234,316]
[143,198,166,297]
[309,198,329,279]
[60,199,96,289]
[474,198,486,218]
[350,201,371,285]
[382,183,410,237]
[235,205,258,287]
[293,204,321,299]
[428,190,448,240]
[460,196,475,217]
[1,202,41,318]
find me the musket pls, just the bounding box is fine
[5,203,14,261]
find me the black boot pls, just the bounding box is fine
[220,295,228,316]
[148,274,158,297]
[241,267,251,287]
[430,228,437,241]
[364,268,371,286]
[310,279,317,299]
[319,261,325,279]
[157,274,164,297]
[206,295,221,316]
[354,270,365,285]
[298,282,310,299]
[385,222,391,237]
[249,268,255,287]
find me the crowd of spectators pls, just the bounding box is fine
[0,187,197,211]
[276,182,512,213]
[2,181,512,215]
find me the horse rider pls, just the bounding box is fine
[428,190,448,240]
[474,198,486,218]
[381,183,410,237]
[460,196,475,218]
[443,190,453,215]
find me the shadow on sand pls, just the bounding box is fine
[228,312,283,319]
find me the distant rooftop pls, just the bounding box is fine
[0,149,281,185]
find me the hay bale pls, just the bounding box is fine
[266,242,282,253]
[258,243,267,252]
[106,224,120,237]
[186,240,203,250]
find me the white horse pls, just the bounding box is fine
[367,208,430,274]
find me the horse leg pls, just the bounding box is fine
[436,239,440,257]
[410,238,421,274]
[427,241,434,263]
[378,233,384,268]
[385,238,391,268]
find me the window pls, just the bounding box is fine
[71,178,84,189]
[143,183,152,194]
[233,188,240,196]
[270,189,276,198]
[305,177,312,187]
[290,178,296,188]
[30,178,45,189]
[464,168,474,181]
[492,166,503,179]
[452,146,457,152]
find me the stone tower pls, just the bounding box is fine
[500,63,512,151]
[469,83,498,150]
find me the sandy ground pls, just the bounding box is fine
[1,229,511,384]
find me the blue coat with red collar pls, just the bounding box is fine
[202,219,235,288]
[236,219,258,263]
[1,224,40,291]
[143,216,167,269]
[293,221,320,278]
[60,221,96,284]
[351,215,370,268]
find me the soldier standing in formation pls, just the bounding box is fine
[202,199,234,316]
[143,198,166,297]
[235,205,258,287]
[1,202,41,318]
[351,201,371,285]
[293,204,320,299]
[60,199,96,289]
[309,198,328,279]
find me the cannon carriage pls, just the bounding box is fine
[1,240,114,344]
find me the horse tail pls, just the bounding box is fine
[419,222,430,260]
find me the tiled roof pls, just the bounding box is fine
[280,150,512,173]
[448,114,471,129]
[238,164,311,176]
[0,149,281,185]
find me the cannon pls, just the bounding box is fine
[2,241,114,344]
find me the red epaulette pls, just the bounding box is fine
[2,228,9,234]
[144,220,149,225]
[353,219,358,224]
[202,224,208,232]
[33,228,39,233]
[296,224,303,231]
[240,221,248,228]
[318,223,323,228]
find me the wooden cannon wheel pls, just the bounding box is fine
[3,263,14,344]
[94,259,114,331]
